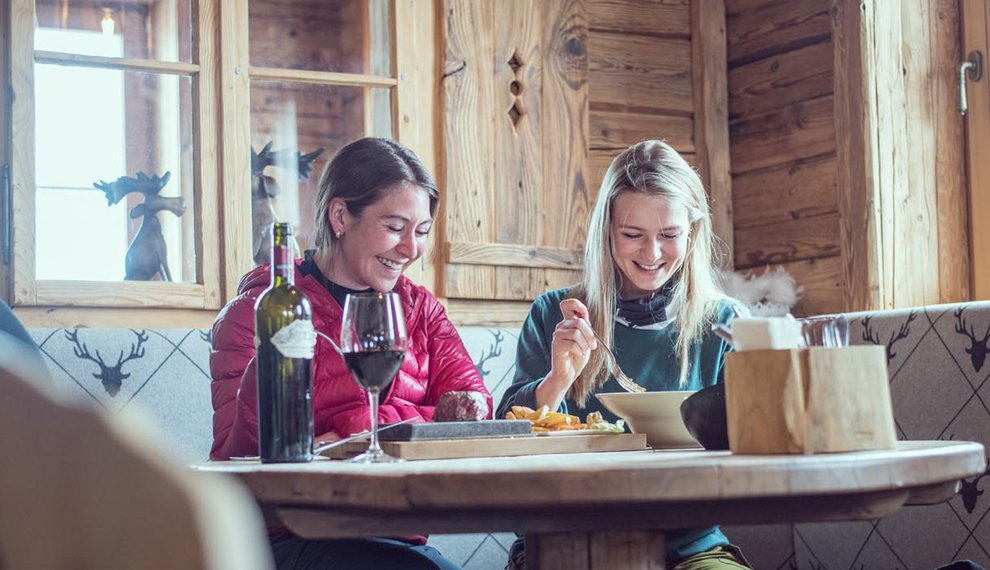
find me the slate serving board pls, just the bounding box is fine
[378,419,532,441]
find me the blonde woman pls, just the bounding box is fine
[496,140,749,569]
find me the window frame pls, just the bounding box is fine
[3,0,431,316]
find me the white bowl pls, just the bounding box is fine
[595,391,700,449]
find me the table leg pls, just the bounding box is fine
[526,530,666,569]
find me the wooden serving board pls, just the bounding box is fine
[322,432,648,461]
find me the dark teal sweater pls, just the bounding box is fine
[495,287,738,563]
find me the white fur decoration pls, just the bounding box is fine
[719,267,803,317]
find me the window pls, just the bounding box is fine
[3,0,427,321]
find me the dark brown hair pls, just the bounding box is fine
[313,137,439,248]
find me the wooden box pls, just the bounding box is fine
[724,346,896,454]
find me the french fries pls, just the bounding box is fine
[506,405,584,431]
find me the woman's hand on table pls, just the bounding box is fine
[537,298,598,409]
[314,431,340,448]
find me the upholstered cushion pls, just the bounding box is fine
[25,301,990,569]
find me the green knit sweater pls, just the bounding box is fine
[495,287,738,563]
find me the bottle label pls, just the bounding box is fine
[270,319,317,359]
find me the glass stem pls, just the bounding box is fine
[368,388,382,454]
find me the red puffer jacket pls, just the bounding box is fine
[210,262,491,460]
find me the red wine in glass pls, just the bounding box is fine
[343,350,405,392]
[340,292,407,463]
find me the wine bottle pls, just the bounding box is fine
[254,223,315,463]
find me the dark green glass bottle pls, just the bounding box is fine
[254,223,314,463]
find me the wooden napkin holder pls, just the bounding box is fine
[724,346,896,454]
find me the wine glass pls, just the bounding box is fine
[340,292,407,463]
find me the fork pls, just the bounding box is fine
[582,319,646,393]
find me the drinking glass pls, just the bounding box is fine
[340,292,407,463]
[797,315,849,348]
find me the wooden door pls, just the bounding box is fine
[441,0,587,311]
[962,0,990,300]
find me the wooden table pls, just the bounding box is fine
[194,440,986,569]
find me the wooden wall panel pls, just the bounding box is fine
[442,0,496,298]
[734,212,840,266]
[833,0,968,311]
[493,0,543,299]
[729,95,834,175]
[0,0,8,296]
[588,32,692,113]
[930,0,969,303]
[691,0,732,266]
[589,111,693,151]
[783,255,844,317]
[727,0,841,315]
[728,40,833,119]
[542,0,589,253]
[962,0,990,300]
[733,156,837,229]
[726,0,831,66]
[587,0,690,36]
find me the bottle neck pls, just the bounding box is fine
[271,227,294,287]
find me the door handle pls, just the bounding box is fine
[960,50,983,116]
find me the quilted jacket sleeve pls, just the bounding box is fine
[421,292,493,418]
[209,284,262,460]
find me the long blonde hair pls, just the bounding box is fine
[569,140,727,406]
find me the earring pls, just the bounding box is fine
[335,230,343,239]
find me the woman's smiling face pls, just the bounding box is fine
[610,191,690,300]
[330,182,433,292]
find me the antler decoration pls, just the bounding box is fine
[93,171,185,281]
[861,311,917,362]
[65,329,148,397]
[250,142,325,265]
[954,308,990,372]
[475,330,505,378]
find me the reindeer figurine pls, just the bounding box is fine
[251,142,325,265]
[93,171,186,281]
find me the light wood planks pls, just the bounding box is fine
[441,0,496,299]
[588,31,692,114]
[962,0,990,300]
[445,299,533,327]
[218,0,253,303]
[589,110,693,151]
[14,306,217,329]
[247,67,397,87]
[830,0,969,311]
[692,0,733,268]
[534,531,666,570]
[0,0,9,296]
[542,0,590,263]
[33,51,199,75]
[196,0,222,310]
[447,242,581,269]
[493,0,544,300]
[394,0,440,293]
[10,0,37,305]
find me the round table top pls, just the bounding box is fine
[194,440,985,511]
